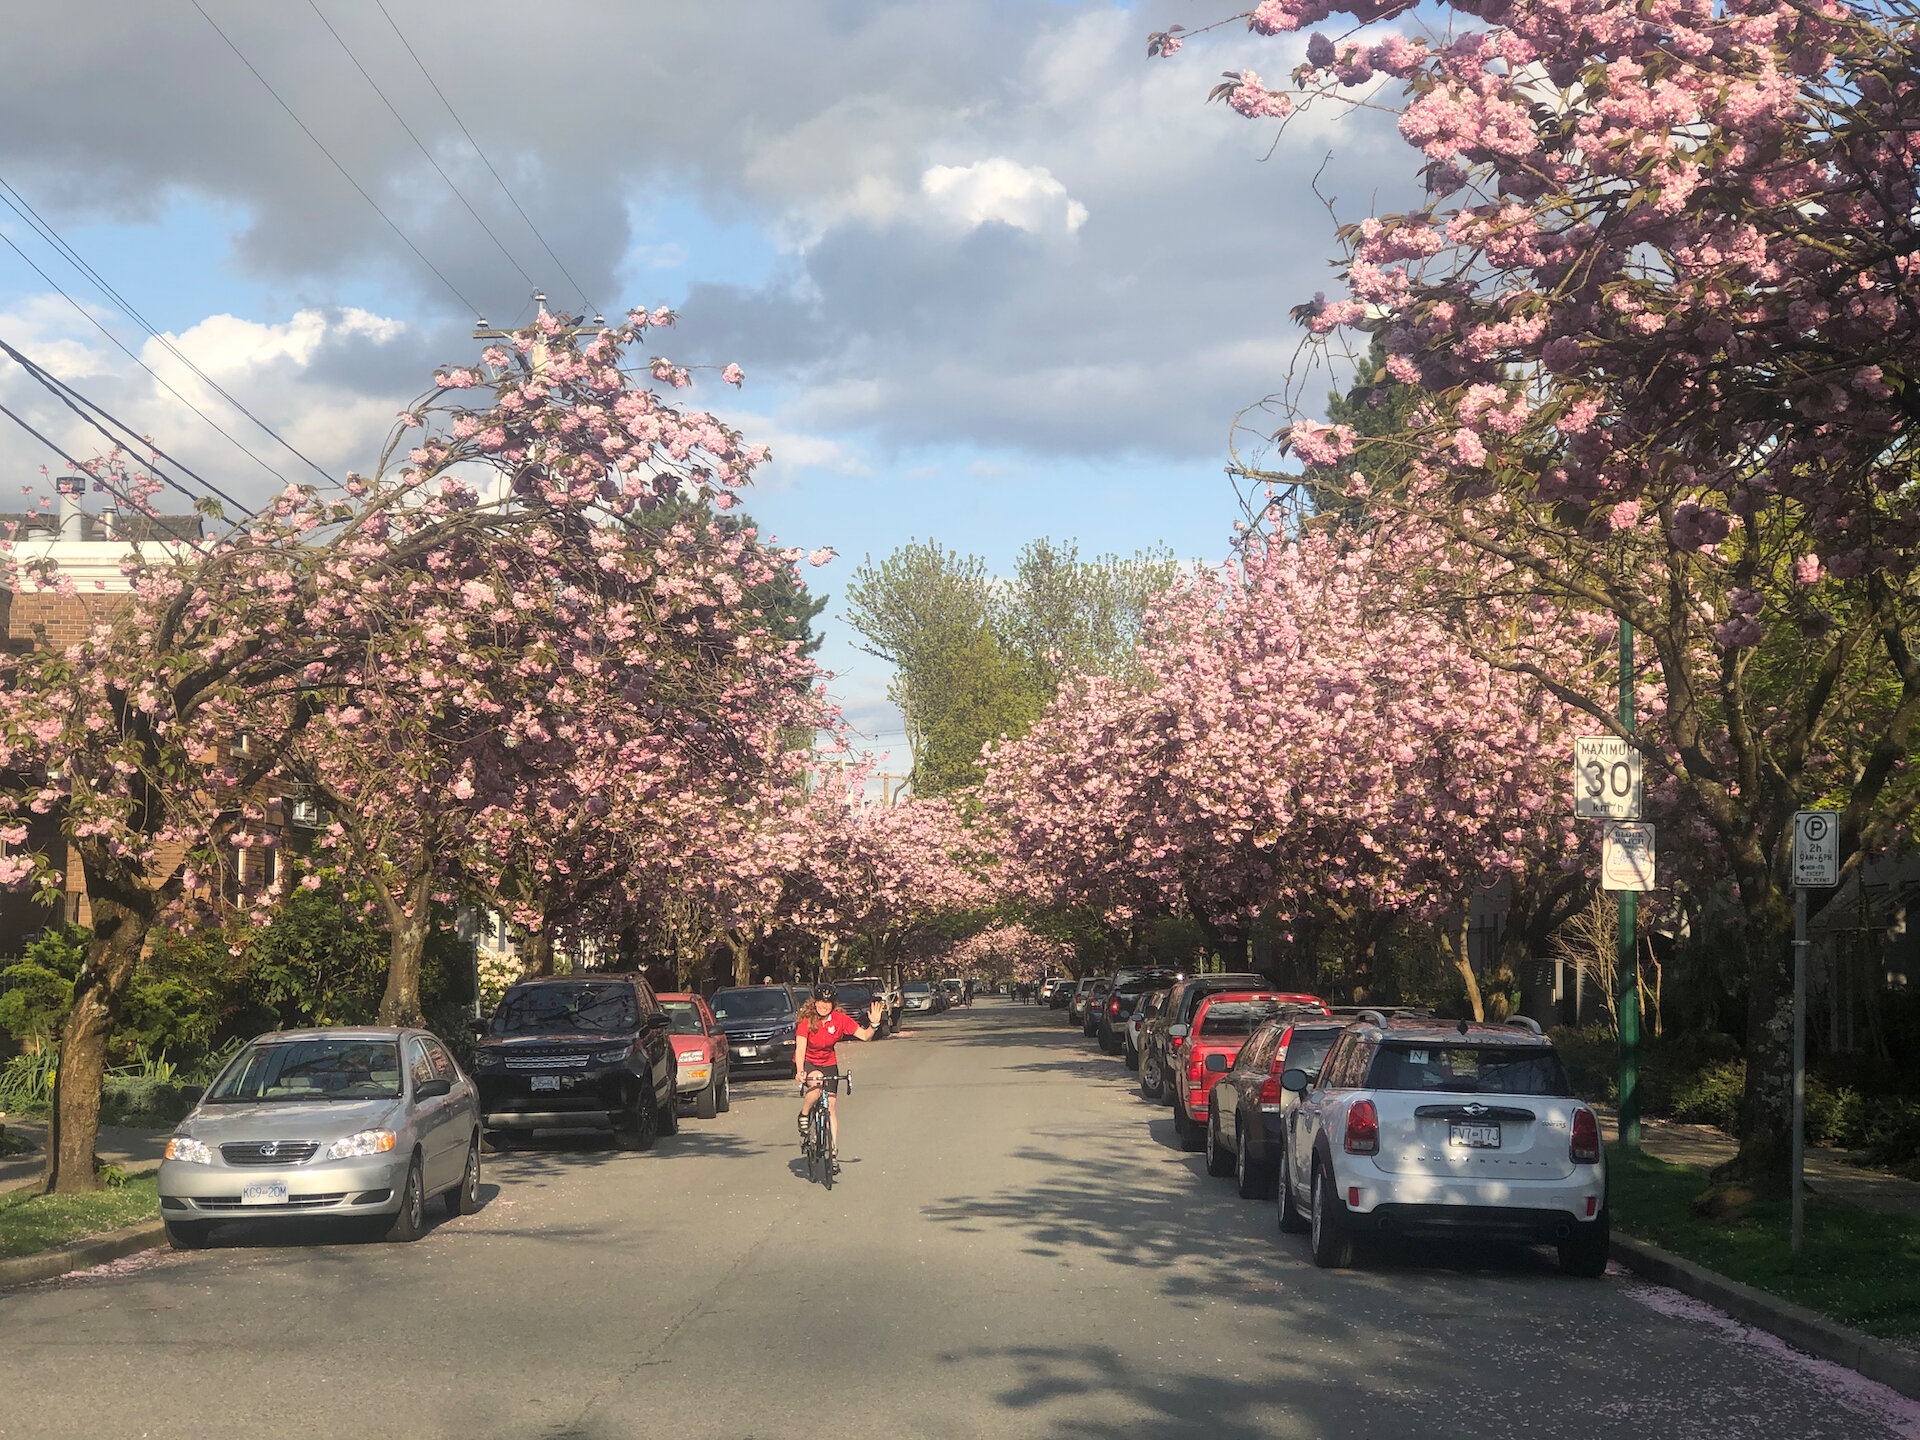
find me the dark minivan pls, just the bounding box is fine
[708,986,802,1075]
[472,973,678,1150]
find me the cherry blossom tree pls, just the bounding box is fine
[1170,0,1920,1181]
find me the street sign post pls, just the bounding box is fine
[1788,810,1839,1254]
[1573,736,1643,821]
[1600,822,1656,892]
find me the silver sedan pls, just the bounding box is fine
[157,1027,482,1248]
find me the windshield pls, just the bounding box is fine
[1197,1001,1281,1038]
[492,983,637,1036]
[660,1001,706,1036]
[1369,1044,1574,1096]
[833,987,875,1011]
[1279,1030,1339,1075]
[711,989,794,1021]
[904,983,930,994]
[206,1039,401,1103]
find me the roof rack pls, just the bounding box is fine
[1352,1008,1394,1028]
[1504,1015,1544,1036]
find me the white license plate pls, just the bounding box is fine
[530,1075,560,1092]
[1450,1123,1501,1149]
[736,1046,759,1057]
[240,1181,287,1206]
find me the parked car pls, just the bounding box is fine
[1279,1011,1609,1275]
[903,980,939,1014]
[1066,976,1100,1024]
[1041,977,1071,1007]
[1170,992,1300,1151]
[1097,971,1177,1056]
[1125,988,1170,1071]
[657,993,732,1119]
[471,973,679,1150]
[1081,977,1114,1036]
[710,985,801,1076]
[158,1027,482,1249]
[836,976,897,1036]
[1206,1016,1345,1198]
[1138,973,1275,1104]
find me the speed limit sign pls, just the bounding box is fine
[1573,736,1643,821]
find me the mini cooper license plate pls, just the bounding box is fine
[1449,1122,1501,1149]
[240,1181,287,1206]
[530,1075,561,1092]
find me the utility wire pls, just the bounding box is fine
[0,174,337,488]
[0,399,89,472]
[304,0,537,295]
[0,336,248,514]
[0,218,293,489]
[187,0,481,318]
[373,0,599,317]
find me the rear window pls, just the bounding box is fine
[1368,1044,1572,1097]
[1197,1001,1280,1038]
[660,1001,706,1036]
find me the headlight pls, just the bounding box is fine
[593,1045,633,1064]
[165,1136,213,1165]
[676,1049,705,1063]
[323,1129,396,1160]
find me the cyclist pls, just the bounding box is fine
[795,984,885,1163]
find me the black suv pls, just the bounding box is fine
[708,985,801,1074]
[1094,969,1177,1055]
[472,973,678,1149]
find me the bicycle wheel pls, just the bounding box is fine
[810,1110,831,1186]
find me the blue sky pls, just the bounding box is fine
[0,0,1415,755]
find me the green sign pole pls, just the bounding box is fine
[1618,616,1641,1150]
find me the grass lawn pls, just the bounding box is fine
[0,1175,159,1260]
[1609,1143,1920,1345]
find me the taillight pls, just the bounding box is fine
[1109,997,1120,1016]
[1345,1100,1379,1155]
[1257,1074,1282,1105]
[1188,1053,1207,1081]
[1570,1107,1601,1164]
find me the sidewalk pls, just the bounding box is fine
[0,1117,168,1194]
[1597,1107,1920,1218]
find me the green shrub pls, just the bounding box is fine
[1671,1059,1746,1133]
[99,1077,199,1128]
[0,1049,56,1115]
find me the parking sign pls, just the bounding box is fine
[1601,822,1657,891]
[1792,811,1840,887]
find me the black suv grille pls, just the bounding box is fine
[221,1141,320,1165]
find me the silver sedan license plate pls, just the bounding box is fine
[530,1074,560,1092]
[1450,1123,1501,1149]
[241,1181,287,1206]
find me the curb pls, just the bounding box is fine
[1612,1232,1920,1400]
[0,1219,168,1290]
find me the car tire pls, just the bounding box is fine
[617,1085,659,1152]
[482,1128,514,1154]
[1309,1162,1355,1269]
[1124,1041,1140,1072]
[450,1136,482,1216]
[657,1077,679,1136]
[1278,1153,1309,1233]
[716,1072,731,1113]
[1559,1209,1610,1277]
[1176,1097,1204,1152]
[1236,1128,1271,1199]
[695,1081,719,1120]
[164,1219,212,1250]
[384,1154,427,1243]
[1205,1112,1234,1177]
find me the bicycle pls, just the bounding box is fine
[799,1070,850,1189]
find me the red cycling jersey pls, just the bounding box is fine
[798,1009,861,1070]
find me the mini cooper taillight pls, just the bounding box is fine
[1345,1100,1379,1155]
[1570,1106,1601,1164]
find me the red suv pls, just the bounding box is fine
[1173,991,1326,1151]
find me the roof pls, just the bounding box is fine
[0,512,206,543]
[260,1027,414,1042]
[1345,1012,1552,1047]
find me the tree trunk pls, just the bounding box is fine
[725,931,753,987]
[521,924,555,980]
[1716,871,1795,1192]
[1448,911,1485,1023]
[377,862,435,1027]
[42,889,152,1194]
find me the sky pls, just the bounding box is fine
[0,0,1417,763]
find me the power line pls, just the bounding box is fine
[372,0,598,317]
[0,399,88,472]
[188,0,480,318]
[304,0,537,295]
[0,336,247,514]
[0,174,337,488]
[0,214,293,489]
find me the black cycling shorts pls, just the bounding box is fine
[803,1064,840,1083]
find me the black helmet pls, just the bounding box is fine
[812,984,836,1001]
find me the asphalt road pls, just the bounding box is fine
[3,1000,1917,1440]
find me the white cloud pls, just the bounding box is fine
[920,158,1086,235]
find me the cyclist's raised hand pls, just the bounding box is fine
[867,1000,885,1026]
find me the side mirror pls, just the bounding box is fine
[1168,1024,1189,1040]
[1204,1053,1229,1073]
[1280,1068,1309,1093]
[414,1077,452,1101]
[469,1018,489,1037]
[643,1012,672,1031]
